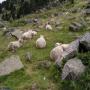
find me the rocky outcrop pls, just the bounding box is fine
[61,58,85,80]
[79,32,90,52]
[0,55,24,76]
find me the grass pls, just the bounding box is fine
[0,0,90,89]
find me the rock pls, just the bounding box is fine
[0,55,24,76]
[3,31,12,38]
[11,29,23,39]
[72,22,82,28]
[69,22,83,32]
[85,9,90,15]
[79,32,90,52]
[3,28,15,37]
[54,13,59,17]
[79,17,87,27]
[69,24,80,32]
[0,87,11,90]
[37,60,51,69]
[31,83,38,90]
[24,19,33,24]
[56,39,79,67]
[0,22,4,28]
[85,2,90,15]
[62,58,85,80]
[25,52,32,61]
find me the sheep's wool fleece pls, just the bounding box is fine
[36,37,46,48]
[50,46,63,60]
[8,41,21,50]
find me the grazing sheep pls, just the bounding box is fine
[36,35,46,48]
[45,22,52,30]
[21,30,37,40]
[8,39,23,52]
[50,43,63,61]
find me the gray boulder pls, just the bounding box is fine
[56,39,79,67]
[24,19,33,24]
[62,58,85,80]
[25,52,32,62]
[79,32,90,52]
[69,24,79,32]
[69,22,83,32]
[11,29,23,39]
[3,28,15,37]
[0,55,24,76]
[85,9,90,15]
[0,22,4,28]
[37,60,51,69]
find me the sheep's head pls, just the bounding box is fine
[40,35,44,38]
[32,31,37,36]
[18,38,23,43]
[55,43,62,47]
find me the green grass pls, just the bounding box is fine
[0,0,90,89]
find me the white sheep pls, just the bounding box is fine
[32,31,37,36]
[21,30,37,40]
[45,23,52,30]
[61,44,69,51]
[50,43,69,61]
[8,39,23,52]
[50,43,63,61]
[36,35,46,48]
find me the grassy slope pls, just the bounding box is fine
[0,0,90,90]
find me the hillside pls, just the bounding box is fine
[0,0,90,90]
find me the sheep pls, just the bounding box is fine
[36,35,46,48]
[50,43,63,61]
[8,38,23,52]
[45,22,52,30]
[21,30,37,40]
[50,43,70,61]
[32,30,37,36]
[61,44,69,51]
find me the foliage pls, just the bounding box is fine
[0,0,74,20]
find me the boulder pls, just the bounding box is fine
[85,2,90,15]
[0,87,11,90]
[61,58,85,80]
[56,39,79,67]
[11,29,23,39]
[25,52,32,62]
[85,9,90,15]
[0,55,24,76]
[24,19,33,24]
[69,22,83,32]
[3,28,15,37]
[79,32,90,52]
[31,83,38,90]
[0,22,4,28]
[69,24,78,32]
[72,22,82,28]
[37,60,51,69]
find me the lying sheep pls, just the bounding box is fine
[61,44,69,51]
[21,30,37,40]
[50,43,63,61]
[36,35,46,48]
[50,43,69,61]
[45,23,52,30]
[8,39,23,52]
